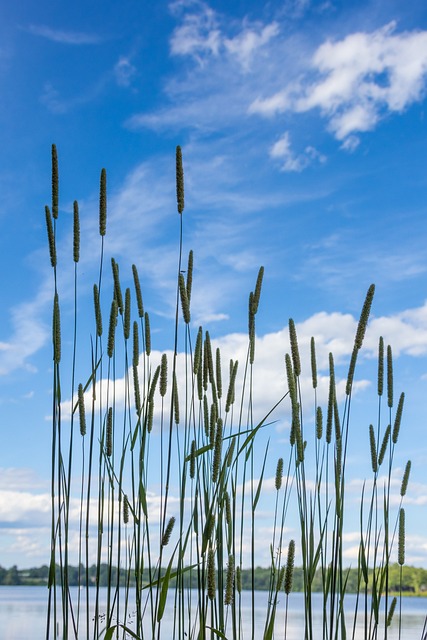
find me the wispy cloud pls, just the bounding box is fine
[251,21,427,143]
[27,24,102,45]
[270,131,326,172]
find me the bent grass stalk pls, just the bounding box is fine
[46,147,416,640]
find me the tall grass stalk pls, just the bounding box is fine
[46,147,415,640]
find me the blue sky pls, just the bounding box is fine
[2,0,427,569]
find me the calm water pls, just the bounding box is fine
[0,586,426,639]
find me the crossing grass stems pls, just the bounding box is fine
[46,144,420,640]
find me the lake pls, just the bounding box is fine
[0,586,426,639]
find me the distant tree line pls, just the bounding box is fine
[1,563,426,594]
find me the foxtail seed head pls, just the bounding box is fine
[160,353,168,397]
[316,406,323,440]
[224,555,235,605]
[93,284,102,337]
[207,548,216,600]
[194,327,203,375]
[284,540,295,595]
[111,258,123,314]
[78,383,86,436]
[392,392,404,444]
[310,337,317,389]
[387,597,397,627]
[99,168,107,236]
[133,364,141,416]
[400,460,411,497]
[51,144,59,220]
[354,284,375,349]
[173,371,180,424]
[189,439,196,479]
[45,206,56,268]
[275,457,284,491]
[186,250,193,304]
[176,146,184,214]
[216,348,222,399]
[161,516,176,547]
[179,273,191,324]
[144,312,151,356]
[398,508,405,566]
[288,319,301,377]
[132,264,144,318]
[106,407,113,457]
[73,201,80,263]
[124,288,131,340]
[133,321,139,367]
[378,424,391,467]
[369,424,378,473]
[387,345,393,408]
[378,336,384,397]
[107,299,118,358]
[53,293,61,364]
[252,266,264,315]
[212,418,223,483]
[123,495,129,525]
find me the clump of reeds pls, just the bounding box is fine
[46,145,414,640]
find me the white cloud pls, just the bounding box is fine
[114,56,137,87]
[170,0,221,60]
[224,22,279,71]
[250,21,427,144]
[27,24,102,45]
[270,131,326,172]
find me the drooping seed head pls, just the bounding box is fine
[225,360,238,413]
[346,346,358,396]
[226,436,236,467]
[147,398,154,433]
[148,365,161,402]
